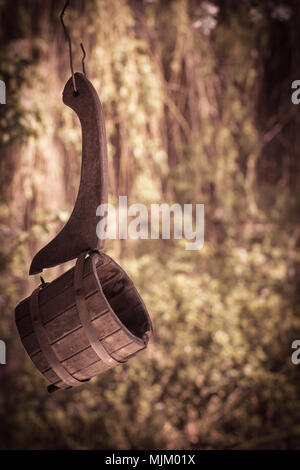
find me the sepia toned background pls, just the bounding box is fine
[0,0,299,449]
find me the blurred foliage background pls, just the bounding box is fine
[0,0,300,450]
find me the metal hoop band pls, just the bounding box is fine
[74,252,119,367]
[29,287,83,388]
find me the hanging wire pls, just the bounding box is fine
[80,42,86,75]
[60,0,78,93]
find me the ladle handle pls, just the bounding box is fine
[30,73,108,275]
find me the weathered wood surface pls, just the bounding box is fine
[29,73,109,274]
[15,251,153,390]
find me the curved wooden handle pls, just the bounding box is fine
[30,73,108,275]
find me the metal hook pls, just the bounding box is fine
[80,42,86,76]
[60,0,78,94]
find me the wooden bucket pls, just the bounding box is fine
[15,251,153,392]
